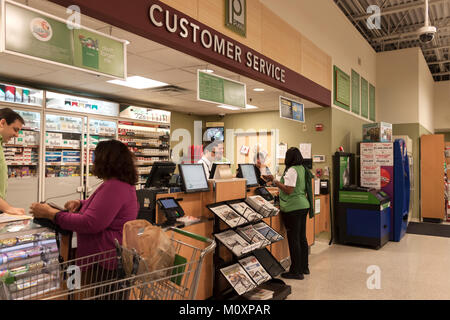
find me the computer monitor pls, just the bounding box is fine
[237,164,259,187]
[178,164,210,193]
[144,162,176,189]
[209,162,232,179]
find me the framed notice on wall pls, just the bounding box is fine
[369,84,376,121]
[333,66,350,110]
[351,70,360,115]
[361,77,369,119]
[279,96,305,123]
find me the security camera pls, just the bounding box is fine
[218,113,226,118]
[418,25,436,43]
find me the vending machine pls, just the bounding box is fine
[360,139,410,242]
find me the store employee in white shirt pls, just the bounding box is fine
[198,141,214,178]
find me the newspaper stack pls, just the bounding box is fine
[220,263,257,295]
[246,195,279,217]
[239,255,271,285]
[242,287,274,300]
[252,222,284,243]
[236,225,271,248]
[215,230,252,257]
[228,201,263,222]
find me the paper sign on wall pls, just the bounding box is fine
[299,143,312,159]
[315,198,321,214]
[277,143,287,159]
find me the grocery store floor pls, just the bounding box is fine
[281,233,450,300]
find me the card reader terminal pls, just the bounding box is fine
[156,197,185,227]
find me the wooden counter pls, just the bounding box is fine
[153,181,328,299]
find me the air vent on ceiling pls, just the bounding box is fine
[147,85,190,95]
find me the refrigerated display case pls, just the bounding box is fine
[44,114,84,208]
[1,85,172,211]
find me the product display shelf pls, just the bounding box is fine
[118,120,170,188]
[210,196,290,301]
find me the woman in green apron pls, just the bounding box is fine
[263,147,310,280]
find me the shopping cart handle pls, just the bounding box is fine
[168,227,212,243]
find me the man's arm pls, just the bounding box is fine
[0,197,25,215]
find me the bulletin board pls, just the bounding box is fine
[234,131,275,173]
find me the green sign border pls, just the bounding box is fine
[197,70,247,109]
[369,83,376,121]
[351,69,360,115]
[224,0,247,37]
[333,65,351,111]
[361,77,369,119]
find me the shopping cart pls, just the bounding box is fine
[0,227,215,300]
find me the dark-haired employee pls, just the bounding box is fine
[0,108,26,215]
[263,147,310,280]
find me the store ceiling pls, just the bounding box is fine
[0,0,322,116]
[335,0,450,81]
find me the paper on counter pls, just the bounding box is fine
[0,213,33,224]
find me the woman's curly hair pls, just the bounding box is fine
[93,139,138,185]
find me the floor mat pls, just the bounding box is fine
[406,222,450,238]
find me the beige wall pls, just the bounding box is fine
[203,108,332,176]
[161,0,332,91]
[260,0,377,118]
[377,48,420,125]
[434,81,450,131]
[418,50,435,133]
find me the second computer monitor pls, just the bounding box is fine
[145,162,176,189]
[178,163,210,193]
[238,164,259,187]
[209,162,232,180]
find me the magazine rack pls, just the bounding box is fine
[208,188,291,300]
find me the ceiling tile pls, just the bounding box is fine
[126,54,172,76]
[139,48,205,68]
[149,68,197,84]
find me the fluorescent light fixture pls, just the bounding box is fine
[201,69,214,73]
[253,88,265,92]
[217,105,240,111]
[107,76,168,89]
[245,104,258,109]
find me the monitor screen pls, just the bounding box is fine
[204,127,224,141]
[145,162,176,188]
[179,164,210,193]
[160,198,178,209]
[239,164,258,187]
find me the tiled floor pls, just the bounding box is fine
[282,233,450,300]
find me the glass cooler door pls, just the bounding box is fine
[43,114,84,208]
[5,109,41,211]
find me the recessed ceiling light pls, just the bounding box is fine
[218,105,240,111]
[245,104,258,109]
[253,88,265,92]
[107,76,168,89]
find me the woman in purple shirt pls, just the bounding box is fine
[30,140,138,269]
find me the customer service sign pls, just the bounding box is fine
[1,0,127,79]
